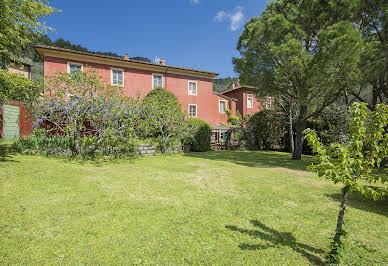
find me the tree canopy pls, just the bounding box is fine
[234,0,363,159]
[0,0,57,64]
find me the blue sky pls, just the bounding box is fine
[43,0,269,78]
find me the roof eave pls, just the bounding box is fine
[34,45,219,79]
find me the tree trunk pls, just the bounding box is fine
[288,107,294,154]
[292,105,307,160]
[327,185,350,263]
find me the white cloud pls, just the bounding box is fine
[214,11,226,22]
[190,0,200,4]
[214,6,245,31]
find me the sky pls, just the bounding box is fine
[43,0,269,78]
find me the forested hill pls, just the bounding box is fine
[212,77,238,93]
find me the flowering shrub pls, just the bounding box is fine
[32,69,140,157]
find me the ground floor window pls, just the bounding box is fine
[188,104,197,118]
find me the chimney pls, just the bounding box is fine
[160,59,166,65]
[231,81,235,90]
[123,53,129,60]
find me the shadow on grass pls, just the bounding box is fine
[225,220,324,265]
[185,150,313,171]
[0,142,19,163]
[326,191,388,218]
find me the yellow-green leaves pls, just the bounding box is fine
[304,103,388,200]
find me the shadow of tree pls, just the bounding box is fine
[225,220,325,265]
[0,142,19,162]
[326,191,388,218]
[185,151,313,171]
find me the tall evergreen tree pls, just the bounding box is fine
[233,0,363,160]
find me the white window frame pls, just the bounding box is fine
[247,96,253,109]
[188,104,198,118]
[219,100,227,113]
[265,97,272,109]
[67,62,83,73]
[188,81,197,96]
[111,68,124,86]
[152,73,164,89]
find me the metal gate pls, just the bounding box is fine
[2,104,20,140]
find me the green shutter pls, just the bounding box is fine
[2,104,20,140]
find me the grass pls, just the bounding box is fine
[0,143,387,264]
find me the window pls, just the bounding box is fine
[153,74,163,88]
[111,68,124,86]
[188,104,197,118]
[219,100,226,113]
[188,81,197,95]
[247,97,253,108]
[265,97,272,109]
[68,62,83,73]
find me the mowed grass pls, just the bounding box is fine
[0,144,387,264]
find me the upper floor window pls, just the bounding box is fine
[188,104,197,118]
[219,100,226,113]
[68,62,83,73]
[111,68,124,86]
[153,73,163,88]
[247,96,253,108]
[188,81,197,95]
[265,97,272,109]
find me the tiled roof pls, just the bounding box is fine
[34,45,219,77]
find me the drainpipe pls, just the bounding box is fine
[165,67,168,89]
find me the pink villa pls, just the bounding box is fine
[35,46,271,127]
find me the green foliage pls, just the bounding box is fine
[233,0,363,159]
[12,135,135,158]
[305,103,387,199]
[140,87,187,154]
[225,109,242,126]
[304,102,388,264]
[246,110,285,150]
[0,0,58,64]
[185,118,212,152]
[0,68,38,104]
[33,68,138,158]
[353,0,387,108]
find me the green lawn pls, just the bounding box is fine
[0,143,387,264]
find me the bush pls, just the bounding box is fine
[246,110,285,150]
[185,118,212,152]
[139,87,187,154]
[13,135,135,158]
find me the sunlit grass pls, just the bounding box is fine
[0,146,387,264]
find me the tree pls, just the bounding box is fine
[0,68,37,104]
[246,109,285,150]
[350,0,387,109]
[275,95,298,154]
[34,68,138,157]
[0,0,57,64]
[140,87,187,154]
[304,103,387,264]
[233,0,363,160]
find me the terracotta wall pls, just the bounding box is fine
[224,88,268,118]
[44,56,229,125]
